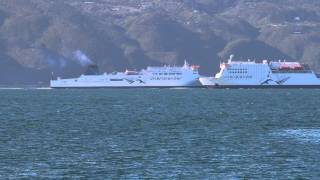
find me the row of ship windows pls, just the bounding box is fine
[151,77,182,80]
[110,79,123,81]
[152,73,182,76]
[224,75,253,79]
[91,77,183,82]
[228,68,248,71]
[228,70,248,74]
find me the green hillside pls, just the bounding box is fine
[0,0,319,84]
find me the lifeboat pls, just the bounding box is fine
[191,65,200,71]
[278,62,305,71]
[125,70,139,75]
[280,64,291,70]
[292,63,303,70]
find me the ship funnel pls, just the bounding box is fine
[85,64,99,75]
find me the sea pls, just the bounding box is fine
[0,88,320,179]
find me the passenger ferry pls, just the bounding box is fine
[200,55,320,88]
[50,61,201,88]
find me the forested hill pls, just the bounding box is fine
[0,0,320,84]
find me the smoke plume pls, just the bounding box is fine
[47,56,67,69]
[73,50,94,66]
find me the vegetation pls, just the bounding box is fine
[0,0,319,84]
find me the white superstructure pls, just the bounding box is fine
[50,61,201,88]
[200,55,320,88]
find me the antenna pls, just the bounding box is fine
[183,59,189,68]
[228,54,234,63]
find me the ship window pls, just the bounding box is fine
[110,79,123,81]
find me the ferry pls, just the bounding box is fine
[50,61,201,88]
[200,55,320,88]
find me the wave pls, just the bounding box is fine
[275,128,320,144]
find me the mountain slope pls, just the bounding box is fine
[0,0,319,84]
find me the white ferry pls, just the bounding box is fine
[200,55,320,88]
[50,61,201,88]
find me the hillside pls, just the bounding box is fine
[0,0,320,85]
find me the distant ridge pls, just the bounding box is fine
[0,0,319,84]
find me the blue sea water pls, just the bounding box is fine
[0,89,320,179]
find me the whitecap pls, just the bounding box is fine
[276,128,320,144]
[19,170,38,177]
[36,87,52,90]
[0,88,24,90]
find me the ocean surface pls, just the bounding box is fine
[1,89,320,179]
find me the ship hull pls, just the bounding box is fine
[51,85,203,89]
[200,76,320,88]
[199,63,320,89]
[51,61,202,88]
[202,85,320,89]
[50,78,202,88]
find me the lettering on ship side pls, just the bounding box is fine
[150,77,182,80]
